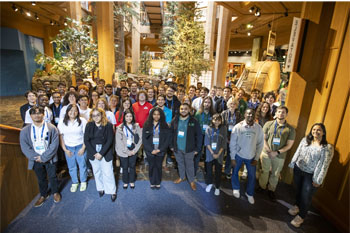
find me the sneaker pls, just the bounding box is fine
[268,190,277,202]
[226,174,232,179]
[288,205,300,216]
[233,189,240,198]
[34,195,49,207]
[70,183,79,193]
[205,184,213,193]
[80,182,87,192]
[214,188,220,196]
[291,215,304,228]
[87,169,93,177]
[245,192,255,204]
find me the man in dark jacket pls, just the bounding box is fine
[165,86,181,118]
[170,103,202,191]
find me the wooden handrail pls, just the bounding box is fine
[0,124,21,144]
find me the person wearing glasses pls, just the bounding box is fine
[84,108,117,202]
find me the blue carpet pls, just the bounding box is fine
[4,179,339,233]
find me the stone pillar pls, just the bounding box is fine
[96,2,115,84]
[132,6,140,74]
[204,2,216,61]
[213,6,231,88]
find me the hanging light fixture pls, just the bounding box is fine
[35,13,39,20]
[12,4,18,12]
[249,7,255,13]
[254,8,261,17]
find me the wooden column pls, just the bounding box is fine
[251,37,262,66]
[132,6,140,74]
[96,2,115,84]
[204,2,216,61]
[67,2,82,21]
[213,6,231,88]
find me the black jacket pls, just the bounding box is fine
[215,97,228,113]
[142,124,172,154]
[84,122,114,162]
[165,95,181,118]
[170,115,202,153]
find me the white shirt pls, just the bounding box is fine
[30,122,49,155]
[59,104,81,121]
[57,117,87,147]
[106,111,116,124]
[192,97,203,111]
[25,107,53,124]
[79,108,91,121]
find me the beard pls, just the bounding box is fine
[180,112,189,118]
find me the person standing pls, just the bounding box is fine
[20,106,61,207]
[25,94,53,125]
[287,123,333,227]
[59,91,79,120]
[230,108,264,204]
[236,88,248,115]
[58,104,88,193]
[78,94,91,121]
[170,103,202,191]
[20,91,37,124]
[192,87,209,111]
[84,108,117,202]
[247,89,261,110]
[96,98,117,127]
[255,101,272,127]
[165,86,181,118]
[257,106,296,202]
[115,109,142,189]
[50,92,62,127]
[115,98,134,127]
[215,87,232,113]
[142,107,171,189]
[132,90,153,128]
[204,114,227,196]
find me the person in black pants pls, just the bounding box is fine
[142,107,172,189]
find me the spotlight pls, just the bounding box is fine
[12,4,18,12]
[50,20,54,25]
[247,24,253,29]
[284,11,288,17]
[35,14,39,20]
[254,8,261,17]
[246,51,249,54]
[31,2,36,6]
[268,23,271,28]
[247,32,251,36]
[234,51,237,54]
[249,7,255,13]
[26,11,31,17]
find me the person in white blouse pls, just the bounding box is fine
[288,123,334,228]
[25,94,53,125]
[57,104,88,192]
[96,98,116,130]
[191,87,209,111]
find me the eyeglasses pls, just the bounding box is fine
[92,114,101,118]
[213,118,221,122]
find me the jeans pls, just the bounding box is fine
[293,166,318,219]
[231,154,256,196]
[147,152,165,185]
[33,161,59,197]
[205,159,222,188]
[120,154,137,183]
[65,144,87,184]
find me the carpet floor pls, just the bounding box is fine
[4,177,339,233]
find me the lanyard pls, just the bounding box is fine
[274,121,285,138]
[153,122,159,135]
[211,128,219,142]
[52,104,62,118]
[33,123,45,141]
[202,112,210,125]
[124,125,133,139]
[221,99,226,110]
[228,111,236,124]
[166,98,173,110]
[113,108,117,115]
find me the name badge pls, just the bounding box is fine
[273,138,281,145]
[203,124,208,131]
[55,117,59,124]
[96,144,102,153]
[34,140,46,155]
[228,125,234,132]
[178,131,185,138]
[153,137,159,145]
[211,142,217,150]
[127,139,132,147]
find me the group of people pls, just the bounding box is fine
[19,76,333,228]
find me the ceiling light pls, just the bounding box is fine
[31,2,36,6]
[284,11,288,17]
[249,7,255,13]
[26,11,31,17]
[254,8,261,17]
[50,20,54,26]
[246,51,249,54]
[247,32,251,36]
[247,24,253,29]
[35,14,39,20]
[12,4,18,12]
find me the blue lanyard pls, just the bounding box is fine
[202,112,211,125]
[228,111,236,124]
[33,123,45,141]
[124,126,129,138]
[52,104,62,118]
[153,123,159,135]
[166,98,173,109]
[211,128,219,142]
[221,99,226,110]
[274,121,285,138]
[113,108,117,115]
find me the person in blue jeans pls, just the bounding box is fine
[229,108,264,204]
[58,104,88,192]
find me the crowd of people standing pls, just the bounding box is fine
[19,75,334,228]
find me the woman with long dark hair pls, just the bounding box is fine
[288,123,334,227]
[115,109,142,189]
[255,101,272,127]
[142,107,171,189]
[115,98,134,127]
[84,108,117,202]
[58,104,87,192]
[89,90,99,108]
[59,91,79,120]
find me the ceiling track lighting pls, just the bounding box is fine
[35,13,39,20]
[64,20,68,26]
[12,4,18,12]
[26,11,31,17]
[249,7,255,13]
[254,8,261,17]
[31,2,36,6]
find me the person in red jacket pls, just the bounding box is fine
[132,90,153,128]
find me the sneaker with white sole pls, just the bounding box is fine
[245,192,255,204]
[70,183,79,192]
[205,184,213,193]
[288,205,300,216]
[233,189,240,198]
[214,188,220,196]
[291,215,304,228]
[80,182,87,192]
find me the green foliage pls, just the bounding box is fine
[35,17,98,79]
[139,47,151,75]
[162,2,209,86]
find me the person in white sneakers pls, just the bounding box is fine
[288,123,333,228]
[230,108,264,204]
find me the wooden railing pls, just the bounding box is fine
[0,124,39,232]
